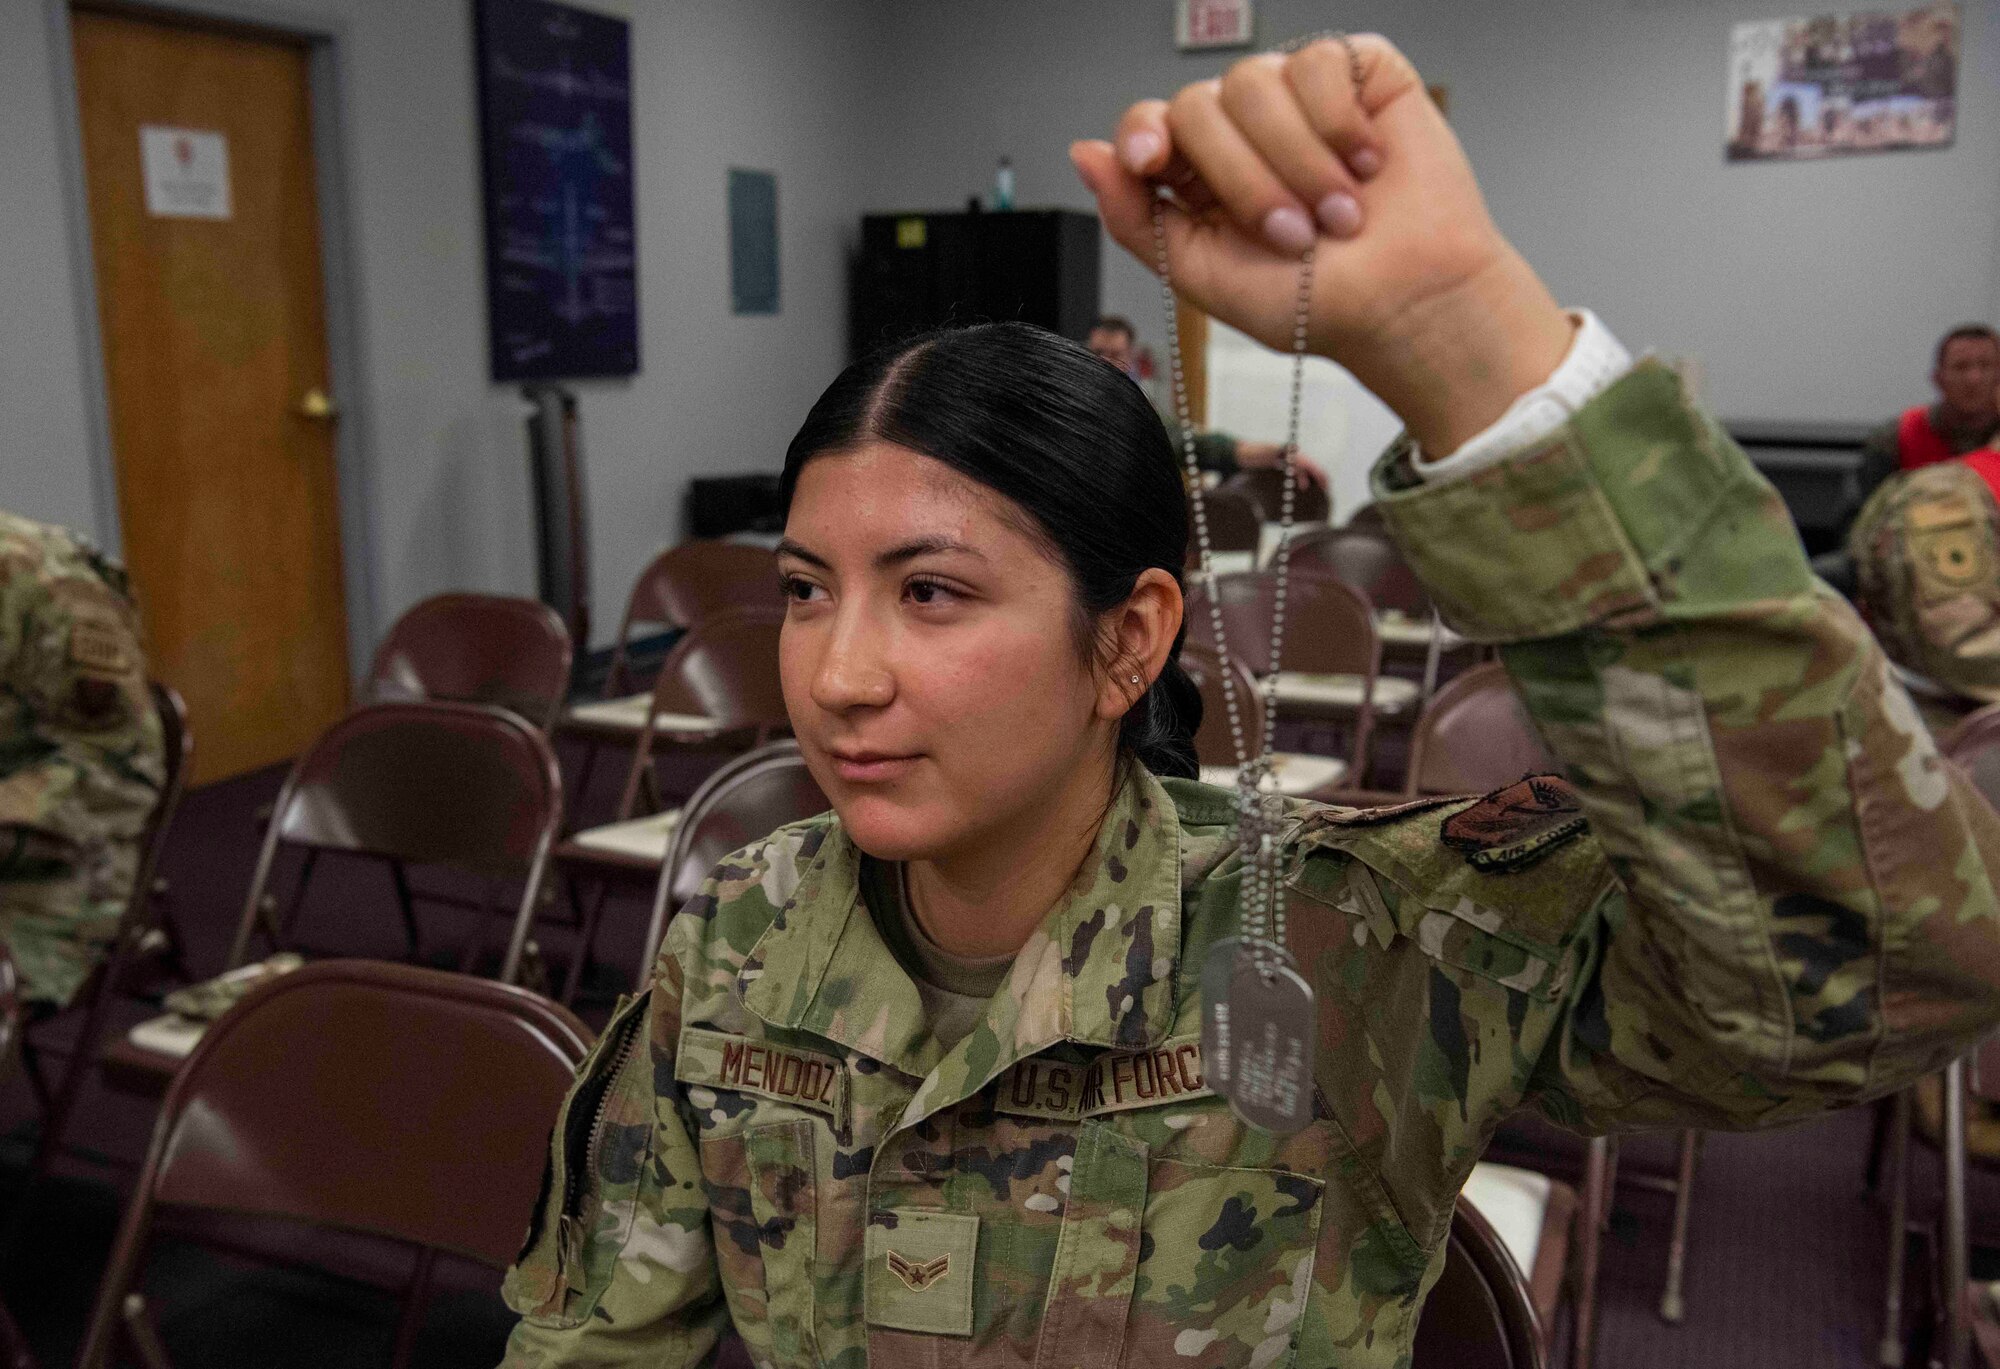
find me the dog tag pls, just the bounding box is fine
[1221,948,1316,1135]
[1200,940,1296,1120]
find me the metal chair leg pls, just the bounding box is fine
[561,879,612,1006]
[1868,1094,1896,1194]
[268,849,318,948]
[389,1246,439,1369]
[1572,1135,1612,1369]
[1943,1058,1970,1369]
[1601,1138,1621,1233]
[387,858,422,956]
[1882,1088,1913,1368]
[123,1292,175,1369]
[1660,1130,1701,1323]
[0,1294,36,1369]
[17,1037,51,1113]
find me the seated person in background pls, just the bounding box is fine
[0,509,163,1008]
[1856,323,2000,505]
[1087,313,1329,490]
[1849,410,2000,734]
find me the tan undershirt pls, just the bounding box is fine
[861,857,1014,1052]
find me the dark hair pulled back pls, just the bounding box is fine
[780,321,1203,779]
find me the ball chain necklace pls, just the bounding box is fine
[1152,193,1319,1136]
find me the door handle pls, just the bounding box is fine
[297,388,338,421]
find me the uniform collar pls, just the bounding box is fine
[738,765,1186,1099]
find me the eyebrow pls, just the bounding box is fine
[775,535,986,571]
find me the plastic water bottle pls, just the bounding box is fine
[994,156,1014,211]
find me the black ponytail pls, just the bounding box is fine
[781,321,1201,780]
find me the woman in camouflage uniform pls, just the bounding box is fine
[501,35,2000,1368]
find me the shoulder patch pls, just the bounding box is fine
[1440,775,1587,872]
[67,616,133,678]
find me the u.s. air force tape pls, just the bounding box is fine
[994,1035,1213,1121]
[675,1028,1214,1130]
[677,1027,848,1129]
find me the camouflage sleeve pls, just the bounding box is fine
[0,532,159,836]
[1371,360,2000,1132]
[499,927,729,1366]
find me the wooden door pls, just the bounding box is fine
[72,8,351,783]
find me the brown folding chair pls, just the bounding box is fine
[17,683,192,1219]
[1189,486,1264,560]
[1404,661,1560,797]
[564,543,780,811]
[1413,1197,1550,1369]
[0,949,42,1369]
[1218,467,1330,524]
[1180,643,1350,799]
[1187,570,1405,785]
[97,706,565,1097]
[558,607,790,1002]
[76,959,591,1369]
[218,701,565,985]
[635,740,829,986]
[597,540,779,700]
[1284,523,1473,703]
[364,592,574,732]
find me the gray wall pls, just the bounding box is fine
[865,0,2000,431]
[6,0,1998,655]
[1,0,874,648]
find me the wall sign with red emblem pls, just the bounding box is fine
[139,125,231,220]
[1177,0,1254,51]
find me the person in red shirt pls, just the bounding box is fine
[1857,323,2000,501]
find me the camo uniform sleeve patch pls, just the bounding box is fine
[1440,776,1589,872]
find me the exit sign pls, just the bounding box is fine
[1177,0,1253,50]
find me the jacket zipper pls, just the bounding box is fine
[557,1001,646,1284]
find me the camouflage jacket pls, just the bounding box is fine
[500,363,2000,1368]
[0,510,162,1006]
[1848,457,2000,708]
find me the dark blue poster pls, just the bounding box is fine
[474,0,639,381]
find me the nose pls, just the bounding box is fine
[809,603,895,714]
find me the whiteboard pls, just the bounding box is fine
[1203,319,1403,524]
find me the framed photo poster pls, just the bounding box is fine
[1177,0,1253,52]
[1726,3,1959,161]
[474,0,640,381]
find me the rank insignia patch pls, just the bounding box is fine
[886,1249,950,1292]
[865,1210,978,1336]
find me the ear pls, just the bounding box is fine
[1094,569,1184,722]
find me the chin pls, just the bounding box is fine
[830,790,960,864]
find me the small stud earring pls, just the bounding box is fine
[1131,675,1142,684]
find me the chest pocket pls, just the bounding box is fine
[1039,1119,1326,1369]
[699,1118,819,1368]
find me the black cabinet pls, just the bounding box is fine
[850,210,1101,359]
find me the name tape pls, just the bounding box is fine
[677,1027,847,1126]
[994,1037,1212,1121]
[675,1029,1214,1129]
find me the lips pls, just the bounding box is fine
[823,747,921,784]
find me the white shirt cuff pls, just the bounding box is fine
[1412,310,1634,483]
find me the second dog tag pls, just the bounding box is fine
[1220,946,1317,1135]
